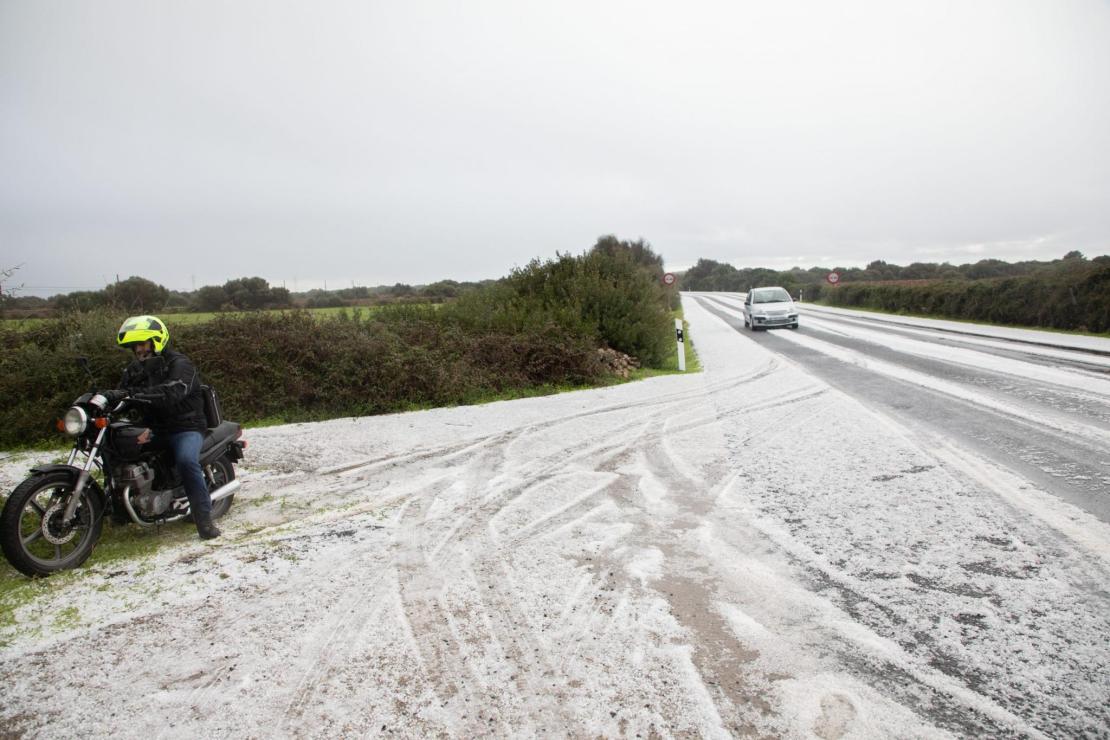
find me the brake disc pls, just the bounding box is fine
[41,501,79,545]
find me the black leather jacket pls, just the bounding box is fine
[120,348,207,435]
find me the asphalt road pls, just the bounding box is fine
[692,293,1110,523]
[2,295,1108,737]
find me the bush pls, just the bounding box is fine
[444,236,674,365]
[0,308,611,448]
[0,237,677,448]
[821,261,1110,332]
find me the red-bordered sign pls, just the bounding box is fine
[662,272,676,286]
[826,271,841,285]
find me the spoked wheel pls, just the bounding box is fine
[205,457,235,520]
[0,472,103,577]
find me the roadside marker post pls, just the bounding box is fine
[675,318,686,372]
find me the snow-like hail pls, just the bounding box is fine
[1,296,1108,738]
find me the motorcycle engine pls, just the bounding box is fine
[119,463,172,518]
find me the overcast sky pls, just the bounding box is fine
[2,0,1109,296]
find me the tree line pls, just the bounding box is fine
[0,274,496,318]
[679,251,1093,294]
[680,251,1110,333]
[0,236,680,447]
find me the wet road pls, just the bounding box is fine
[3,294,1109,737]
[691,293,1110,523]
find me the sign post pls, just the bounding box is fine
[675,318,686,372]
[826,271,841,287]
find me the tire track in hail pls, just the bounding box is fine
[386,437,571,731]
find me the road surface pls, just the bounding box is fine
[1,294,1108,738]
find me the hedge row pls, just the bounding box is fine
[0,310,609,448]
[0,237,677,448]
[821,262,1110,333]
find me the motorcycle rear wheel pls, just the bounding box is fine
[0,472,104,577]
[206,456,235,520]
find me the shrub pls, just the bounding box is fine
[821,261,1110,332]
[444,236,674,365]
[0,308,610,449]
[0,237,677,448]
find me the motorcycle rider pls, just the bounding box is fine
[106,315,221,540]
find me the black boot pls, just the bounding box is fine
[196,512,222,540]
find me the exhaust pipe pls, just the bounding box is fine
[122,479,241,526]
[210,479,241,502]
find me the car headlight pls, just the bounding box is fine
[63,406,88,435]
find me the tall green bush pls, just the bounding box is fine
[444,236,674,365]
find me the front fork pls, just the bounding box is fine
[62,426,106,524]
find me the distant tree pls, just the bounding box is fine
[223,277,275,309]
[963,259,1010,280]
[682,258,745,291]
[901,262,941,280]
[102,276,169,312]
[268,286,292,307]
[305,291,344,308]
[1062,250,1086,261]
[864,260,896,280]
[193,285,229,312]
[164,291,191,310]
[53,289,110,312]
[420,280,462,299]
[937,262,963,280]
[336,286,370,299]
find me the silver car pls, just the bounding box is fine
[742,286,799,330]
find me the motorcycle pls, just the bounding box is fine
[0,366,246,577]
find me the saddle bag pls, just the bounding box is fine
[201,384,223,429]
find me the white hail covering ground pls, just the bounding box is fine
[1,296,1108,738]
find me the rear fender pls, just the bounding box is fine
[199,443,242,466]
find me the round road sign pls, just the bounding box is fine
[826,271,841,285]
[662,272,676,286]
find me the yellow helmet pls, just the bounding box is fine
[117,315,169,353]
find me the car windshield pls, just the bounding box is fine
[752,288,791,304]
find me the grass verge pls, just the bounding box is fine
[631,309,701,379]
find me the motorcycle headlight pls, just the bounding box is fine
[63,406,88,435]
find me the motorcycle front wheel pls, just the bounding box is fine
[0,471,104,577]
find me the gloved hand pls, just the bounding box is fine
[101,389,130,405]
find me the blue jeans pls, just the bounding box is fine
[168,431,211,517]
